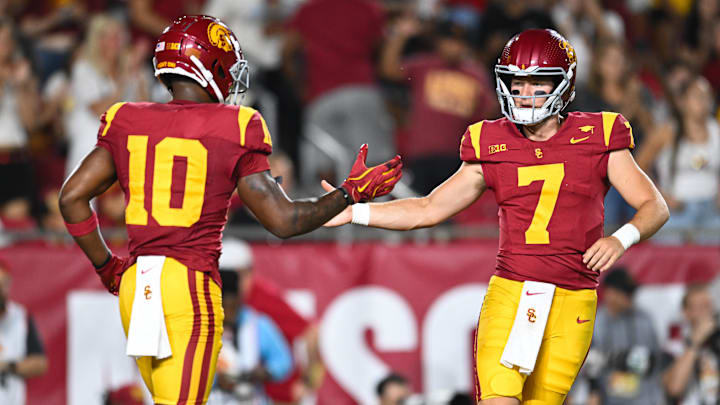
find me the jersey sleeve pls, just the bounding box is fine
[601,112,635,152]
[95,102,127,152]
[235,106,273,177]
[459,121,485,163]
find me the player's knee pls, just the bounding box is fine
[488,371,523,399]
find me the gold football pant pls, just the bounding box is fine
[119,257,224,405]
[475,276,596,404]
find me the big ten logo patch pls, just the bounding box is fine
[144,285,152,300]
[489,144,507,155]
[527,308,537,323]
[535,148,543,159]
[207,22,233,52]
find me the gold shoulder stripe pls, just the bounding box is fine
[601,111,619,147]
[101,102,127,137]
[237,106,257,146]
[469,121,484,159]
[624,120,635,149]
[259,114,272,146]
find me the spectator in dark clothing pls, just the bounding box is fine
[376,373,411,405]
[476,1,556,70]
[286,0,395,186]
[381,15,496,194]
[584,268,664,405]
[664,284,720,405]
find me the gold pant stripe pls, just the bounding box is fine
[119,258,224,405]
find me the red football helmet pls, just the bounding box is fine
[495,29,577,125]
[154,15,248,103]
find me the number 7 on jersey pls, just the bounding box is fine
[517,163,565,244]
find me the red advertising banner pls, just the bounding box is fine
[0,240,718,405]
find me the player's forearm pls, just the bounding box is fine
[276,190,349,238]
[366,196,437,231]
[380,34,407,81]
[663,348,697,397]
[129,0,169,37]
[628,196,669,241]
[15,355,48,379]
[58,189,112,267]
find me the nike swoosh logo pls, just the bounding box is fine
[576,317,590,324]
[570,136,590,144]
[141,269,152,274]
[525,291,545,296]
[357,180,372,193]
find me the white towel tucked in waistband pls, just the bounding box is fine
[126,255,172,359]
[500,280,555,375]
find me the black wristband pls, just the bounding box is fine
[7,362,16,374]
[337,186,354,205]
[94,254,112,270]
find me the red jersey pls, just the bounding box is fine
[288,0,384,102]
[459,112,634,289]
[96,100,272,286]
[401,54,496,159]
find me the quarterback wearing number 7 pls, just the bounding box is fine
[323,29,669,405]
[58,15,402,405]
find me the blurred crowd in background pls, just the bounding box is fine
[0,0,718,241]
[0,1,719,404]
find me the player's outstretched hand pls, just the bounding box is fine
[96,254,130,295]
[583,236,625,273]
[321,180,351,227]
[340,144,403,204]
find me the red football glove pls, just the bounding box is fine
[341,144,403,204]
[95,254,129,295]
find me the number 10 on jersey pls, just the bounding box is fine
[125,135,208,227]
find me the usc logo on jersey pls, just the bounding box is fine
[207,23,233,52]
[144,285,152,300]
[527,308,537,323]
[535,148,543,159]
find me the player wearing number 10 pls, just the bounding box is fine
[323,29,669,405]
[58,15,402,405]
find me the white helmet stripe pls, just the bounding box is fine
[190,55,224,103]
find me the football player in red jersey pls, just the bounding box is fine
[58,15,402,405]
[323,29,669,405]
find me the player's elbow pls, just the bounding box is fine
[264,220,296,240]
[414,196,442,229]
[648,195,670,227]
[58,184,82,217]
[658,199,670,225]
[270,228,295,240]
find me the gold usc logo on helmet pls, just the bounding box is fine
[207,22,233,52]
[559,40,576,64]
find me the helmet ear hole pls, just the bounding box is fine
[212,60,226,79]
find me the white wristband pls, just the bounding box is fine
[351,203,370,226]
[612,223,640,250]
